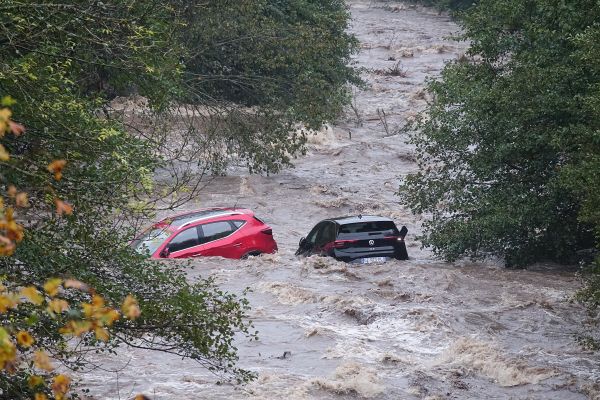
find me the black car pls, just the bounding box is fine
[295,215,408,263]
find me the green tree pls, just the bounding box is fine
[400,0,599,267]
[176,0,361,173]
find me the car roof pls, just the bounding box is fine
[324,215,395,225]
[158,208,253,230]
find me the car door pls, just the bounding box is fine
[223,220,251,259]
[166,226,201,258]
[314,222,337,255]
[297,222,325,256]
[197,221,237,258]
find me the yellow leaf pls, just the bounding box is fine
[47,159,67,181]
[63,279,88,291]
[54,199,73,216]
[94,327,109,342]
[28,375,44,388]
[0,327,16,369]
[47,298,69,314]
[20,286,43,305]
[34,393,48,400]
[15,192,28,207]
[82,302,93,318]
[0,108,12,123]
[121,295,141,319]
[103,309,120,326]
[43,278,62,297]
[0,293,19,313]
[7,185,16,197]
[33,350,54,371]
[16,331,34,347]
[0,144,9,161]
[51,374,71,397]
[60,320,92,337]
[91,294,105,308]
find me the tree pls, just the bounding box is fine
[1,0,359,397]
[176,0,361,173]
[400,0,599,267]
[0,1,253,397]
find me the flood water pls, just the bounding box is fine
[81,1,600,399]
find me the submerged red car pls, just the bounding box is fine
[131,208,278,259]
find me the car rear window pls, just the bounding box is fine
[337,221,399,238]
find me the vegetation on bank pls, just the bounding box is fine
[0,0,358,398]
[400,0,600,341]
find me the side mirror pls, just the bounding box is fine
[299,237,306,247]
[159,247,170,258]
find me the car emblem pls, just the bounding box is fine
[369,240,375,246]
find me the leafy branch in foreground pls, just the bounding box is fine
[0,100,145,400]
[1,0,359,396]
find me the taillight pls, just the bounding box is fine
[333,239,358,249]
[384,236,404,242]
[261,228,273,235]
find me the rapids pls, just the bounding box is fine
[81,1,600,398]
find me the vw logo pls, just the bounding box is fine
[368,240,375,246]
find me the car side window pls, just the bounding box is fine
[168,227,200,252]
[199,221,234,244]
[306,222,324,245]
[316,222,336,246]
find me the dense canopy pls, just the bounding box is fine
[0,0,359,397]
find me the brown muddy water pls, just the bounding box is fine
[81,1,599,399]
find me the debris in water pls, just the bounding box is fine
[276,351,292,360]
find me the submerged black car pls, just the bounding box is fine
[295,215,408,264]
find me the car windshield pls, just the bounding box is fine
[131,227,171,256]
[338,221,399,238]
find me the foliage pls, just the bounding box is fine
[0,278,140,400]
[400,0,600,267]
[0,104,144,399]
[177,0,361,173]
[1,0,358,396]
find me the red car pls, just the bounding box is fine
[131,208,278,259]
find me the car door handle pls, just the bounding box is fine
[233,243,242,247]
